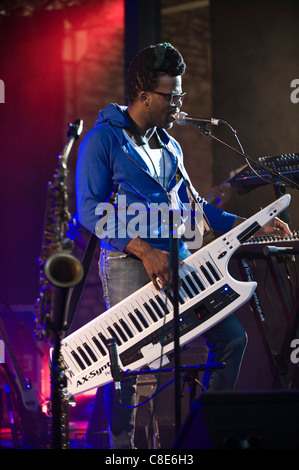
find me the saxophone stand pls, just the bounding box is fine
[49,287,74,450]
[50,331,66,449]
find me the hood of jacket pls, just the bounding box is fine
[94,103,173,147]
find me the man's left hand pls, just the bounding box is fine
[256,217,292,238]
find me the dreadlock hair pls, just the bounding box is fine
[125,43,186,104]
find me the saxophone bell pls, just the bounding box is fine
[44,251,84,288]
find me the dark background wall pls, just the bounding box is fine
[0,12,64,306]
[210,0,299,224]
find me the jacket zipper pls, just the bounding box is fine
[120,144,178,202]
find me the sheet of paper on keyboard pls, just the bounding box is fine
[140,343,170,369]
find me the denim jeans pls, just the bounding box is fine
[96,248,247,449]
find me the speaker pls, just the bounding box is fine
[175,391,299,449]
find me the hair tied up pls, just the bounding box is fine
[153,42,171,70]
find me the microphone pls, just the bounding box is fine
[107,337,122,400]
[262,245,294,256]
[175,111,223,126]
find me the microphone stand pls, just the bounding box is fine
[198,126,299,191]
[67,186,221,446]
[115,361,225,447]
[169,209,181,440]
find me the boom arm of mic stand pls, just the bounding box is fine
[199,126,299,191]
[122,362,225,377]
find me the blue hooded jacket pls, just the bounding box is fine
[76,104,236,253]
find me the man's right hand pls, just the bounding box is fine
[125,238,182,291]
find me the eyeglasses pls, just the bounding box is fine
[150,91,186,106]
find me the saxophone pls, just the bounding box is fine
[35,119,84,341]
[34,119,84,449]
